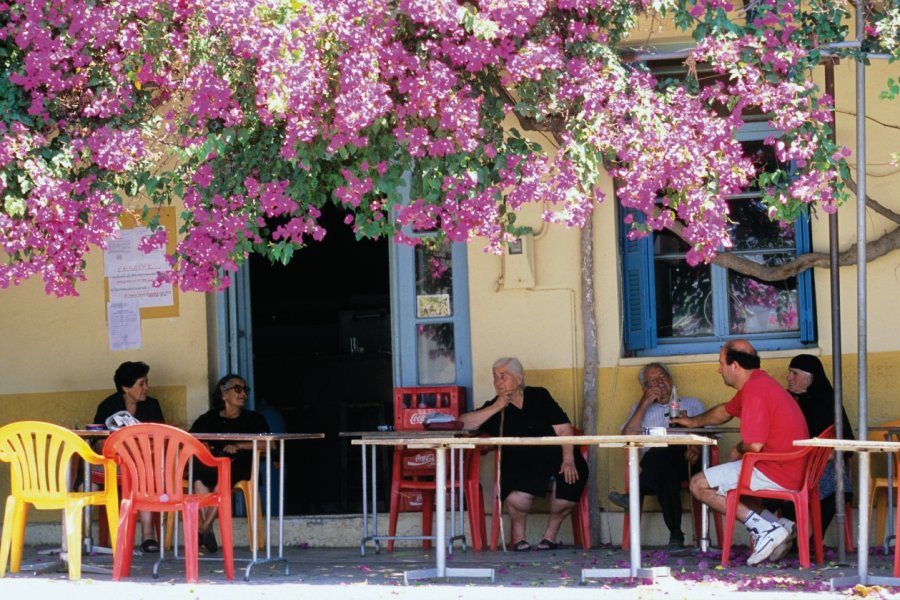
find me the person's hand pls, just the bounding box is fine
[223,444,240,454]
[684,445,700,464]
[669,415,692,428]
[559,457,579,484]
[728,445,742,462]
[495,393,513,410]
[640,385,661,407]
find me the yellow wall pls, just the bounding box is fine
[0,210,214,429]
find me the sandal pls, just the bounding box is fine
[534,538,559,550]
[511,540,531,552]
[140,539,160,554]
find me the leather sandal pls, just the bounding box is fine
[511,540,531,551]
[534,538,559,550]
[140,539,160,553]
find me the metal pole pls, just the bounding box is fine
[825,60,847,563]
[854,0,868,577]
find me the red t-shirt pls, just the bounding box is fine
[725,369,810,489]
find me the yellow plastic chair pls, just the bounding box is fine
[869,419,900,545]
[0,421,118,580]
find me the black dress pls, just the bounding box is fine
[189,409,270,488]
[93,392,165,425]
[478,386,588,501]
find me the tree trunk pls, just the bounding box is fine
[580,213,601,545]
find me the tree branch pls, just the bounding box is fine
[668,219,900,281]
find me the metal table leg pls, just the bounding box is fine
[583,445,669,582]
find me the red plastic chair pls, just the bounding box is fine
[488,435,591,550]
[621,445,724,550]
[720,425,835,568]
[387,446,486,551]
[103,423,234,583]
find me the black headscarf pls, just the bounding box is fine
[788,354,854,441]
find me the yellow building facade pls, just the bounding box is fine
[1,26,897,542]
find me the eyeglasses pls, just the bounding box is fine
[225,384,250,394]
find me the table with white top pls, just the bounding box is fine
[183,432,325,580]
[342,430,474,558]
[794,436,900,588]
[353,433,716,584]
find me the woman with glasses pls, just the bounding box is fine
[189,374,270,552]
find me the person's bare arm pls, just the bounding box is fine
[459,395,509,430]
[552,422,578,484]
[669,403,732,428]
[621,387,663,433]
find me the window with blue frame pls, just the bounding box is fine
[621,134,816,357]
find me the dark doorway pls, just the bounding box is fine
[249,203,393,514]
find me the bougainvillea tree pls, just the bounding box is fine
[0,0,897,296]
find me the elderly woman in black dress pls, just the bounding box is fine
[189,374,269,552]
[460,357,588,551]
[93,361,165,553]
[786,354,854,533]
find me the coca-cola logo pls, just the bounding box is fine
[408,412,428,424]
[406,452,435,467]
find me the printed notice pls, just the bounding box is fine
[108,300,142,351]
[104,227,174,307]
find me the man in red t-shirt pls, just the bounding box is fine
[670,339,809,565]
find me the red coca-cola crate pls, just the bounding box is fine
[393,386,466,430]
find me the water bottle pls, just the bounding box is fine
[667,387,682,426]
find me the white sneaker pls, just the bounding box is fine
[767,517,797,563]
[747,523,790,566]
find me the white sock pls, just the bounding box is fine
[743,511,772,535]
[760,509,779,523]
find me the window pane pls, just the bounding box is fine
[728,253,799,334]
[654,259,713,338]
[417,323,456,384]
[728,198,796,251]
[654,228,690,256]
[415,239,453,317]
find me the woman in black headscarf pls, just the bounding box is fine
[786,354,855,532]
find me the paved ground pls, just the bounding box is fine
[1,542,899,599]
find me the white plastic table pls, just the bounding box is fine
[795,436,900,588]
[354,433,715,584]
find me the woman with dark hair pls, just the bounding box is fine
[785,354,855,533]
[93,361,165,553]
[189,374,269,552]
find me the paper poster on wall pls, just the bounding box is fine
[104,227,174,308]
[103,207,179,320]
[107,300,142,351]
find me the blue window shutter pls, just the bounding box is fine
[621,210,657,352]
[795,210,816,342]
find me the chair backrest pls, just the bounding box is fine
[806,425,836,489]
[867,419,900,477]
[103,423,219,503]
[868,418,900,442]
[0,421,101,504]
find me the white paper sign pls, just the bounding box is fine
[108,300,142,351]
[104,227,174,307]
